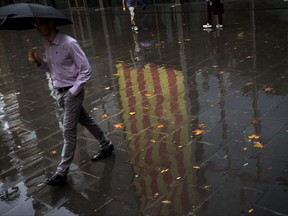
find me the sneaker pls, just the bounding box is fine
[216,24,223,29]
[203,23,212,28]
[131,25,139,32]
[45,173,67,186]
[91,143,114,161]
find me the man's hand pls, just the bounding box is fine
[28,49,42,66]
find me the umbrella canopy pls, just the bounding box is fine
[0,3,72,30]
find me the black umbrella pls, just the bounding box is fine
[0,3,72,30]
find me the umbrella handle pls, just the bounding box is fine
[0,14,14,27]
[0,16,7,27]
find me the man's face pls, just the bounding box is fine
[34,18,53,37]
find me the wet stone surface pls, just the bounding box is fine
[0,1,288,215]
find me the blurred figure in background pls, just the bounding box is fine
[130,32,145,69]
[123,0,139,32]
[203,0,224,30]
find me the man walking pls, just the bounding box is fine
[28,18,114,186]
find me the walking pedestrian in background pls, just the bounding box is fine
[122,0,139,32]
[203,0,224,30]
[28,18,114,186]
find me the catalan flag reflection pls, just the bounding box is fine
[117,62,198,214]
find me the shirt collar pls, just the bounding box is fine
[48,31,62,46]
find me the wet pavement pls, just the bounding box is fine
[0,1,288,215]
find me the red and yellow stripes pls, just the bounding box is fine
[116,62,193,214]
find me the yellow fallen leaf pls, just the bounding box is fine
[112,73,120,77]
[145,93,153,97]
[160,168,169,173]
[248,134,260,139]
[253,141,264,148]
[156,124,164,128]
[114,123,124,129]
[248,208,254,213]
[162,200,172,204]
[246,81,254,86]
[101,113,109,118]
[154,193,159,198]
[211,65,219,68]
[263,87,275,93]
[129,112,136,116]
[193,129,205,135]
[150,139,156,143]
[198,123,206,129]
[50,150,57,155]
[193,166,201,169]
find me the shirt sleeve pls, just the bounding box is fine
[68,41,91,96]
[38,41,50,72]
[39,59,50,72]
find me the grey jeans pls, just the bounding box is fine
[55,89,110,176]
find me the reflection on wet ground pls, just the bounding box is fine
[0,1,288,215]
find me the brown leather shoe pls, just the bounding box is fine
[91,144,114,161]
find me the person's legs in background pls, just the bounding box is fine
[203,1,212,28]
[216,6,223,28]
[216,2,224,28]
[216,12,223,28]
[129,6,139,32]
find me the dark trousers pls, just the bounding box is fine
[206,2,223,25]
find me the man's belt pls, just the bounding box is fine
[56,86,72,93]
